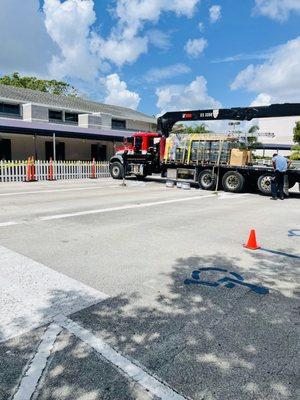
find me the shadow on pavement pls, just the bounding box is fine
[0,250,299,400]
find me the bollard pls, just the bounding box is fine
[48,158,54,181]
[90,158,96,179]
[26,157,32,182]
[31,157,36,181]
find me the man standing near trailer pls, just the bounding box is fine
[271,153,289,200]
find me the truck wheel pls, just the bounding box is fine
[198,169,216,190]
[222,171,245,193]
[288,177,297,189]
[257,173,272,195]
[110,162,124,179]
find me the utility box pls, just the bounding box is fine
[230,149,251,166]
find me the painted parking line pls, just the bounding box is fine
[0,221,19,227]
[0,245,108,342]
[39,194,216,221]
[12,324,62,400]
[217,193,251,200]
[0,192,252,227]
[0,184,118,197]
[56,316,187,400]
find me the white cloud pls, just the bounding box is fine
[115,0,200,40]
[97,0,200,67]
[211,48,275,63]
[103,74,140,110]
[80,0,200,69]
[0,0,201,82]
[90,34,148,68]
[253,0,300,21]
[209,5,222,23]
[156,76,221,114]
[250,93,272,107]
[231,37,300,102]
[198,22,205,31]
[147,30,171,50]
[184,38,208,58]
[43,0,101,81]
[145,64,191,83]
[0,0,57,75]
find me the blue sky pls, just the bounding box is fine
[1,0,300,116]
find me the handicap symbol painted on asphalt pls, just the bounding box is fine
[288,229,300,237]
[184,267,269,295]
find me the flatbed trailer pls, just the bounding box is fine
[110,103,300,194]
[163,161,300,194]
[161,132,300,194]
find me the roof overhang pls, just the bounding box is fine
[0,118,135,141]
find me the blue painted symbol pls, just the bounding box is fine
[288,229,300,237]
[184,267,269,295]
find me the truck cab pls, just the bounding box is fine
[109,132,162,179]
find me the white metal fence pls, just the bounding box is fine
[0,160,110,183]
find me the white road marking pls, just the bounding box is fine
[39,194,215,221]
[12,323,62,400]
[0,192,251,227]
[0,221,19,227]
[217,193,250,200]
[0,184,118,197]
[56,316,187,400]
[0,245,108,342]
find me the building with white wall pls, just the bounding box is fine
[257,116,298,146]
[0,84,156,161]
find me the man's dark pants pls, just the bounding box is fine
[271,170,285,199]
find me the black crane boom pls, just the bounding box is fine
[157,103,300,137]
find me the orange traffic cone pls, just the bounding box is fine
[244,229,260,250]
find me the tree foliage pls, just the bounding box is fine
[173,123,209,133]
[293,121,300,145]
[248,124,259,134]
[0,72,78,96]
[247,125,260,148]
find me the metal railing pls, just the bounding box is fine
[0,160,110,182]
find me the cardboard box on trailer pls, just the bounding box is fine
[230,149,252,166]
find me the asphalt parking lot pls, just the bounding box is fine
[0,178,299,400]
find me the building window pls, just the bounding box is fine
[0,139,12,160]
[0,102,20,116]
[112,119,126,130]
[49,110,63,122]
[65,112,78,124]
[91,144,107,161]
[45,141,65,160]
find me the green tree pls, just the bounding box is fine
[293,121,300,145]
[186,123,209,133]
[247,125,260,148]
[173,123,209,133]
[0,72,78,96]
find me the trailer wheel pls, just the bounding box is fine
[222,171,245,193]
[288,177,297,189]
[198,169,216,190]
[257,173,272,195]
[110,162,124,179]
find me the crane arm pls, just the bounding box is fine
[157,103,300,137]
